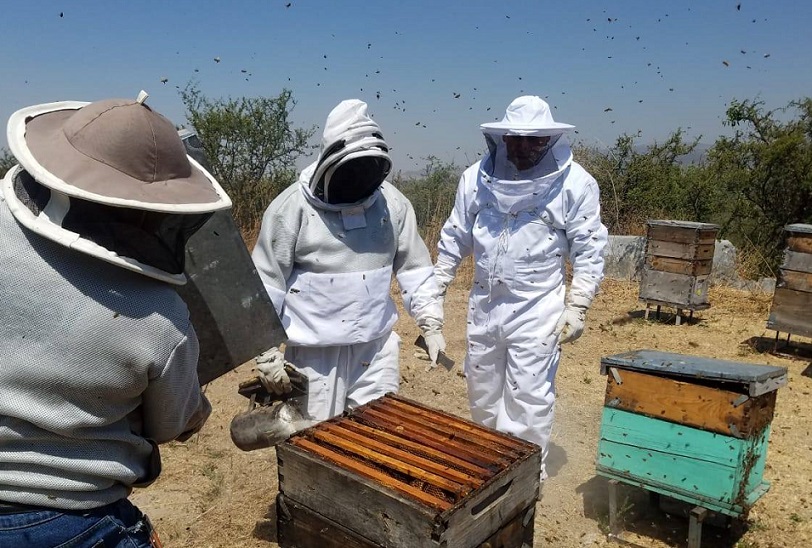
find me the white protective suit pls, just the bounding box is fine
[252,100,444,421]
[435,96,608,476]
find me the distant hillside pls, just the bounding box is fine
[634,143,712,165]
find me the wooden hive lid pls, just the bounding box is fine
[600,350,787,396]
[784,223,812,235]
[646,219,720,231]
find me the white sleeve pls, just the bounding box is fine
[565,176,608,305]
[251,202,297,316]
[142,323,211,444]
[435,170,476,293]
[392,195,444,332]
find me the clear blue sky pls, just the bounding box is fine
[2,1,810,173]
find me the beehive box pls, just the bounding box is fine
[639,220,719,314]
[596,350,787,517]
[767,223,812,338]
[277,394,541,548]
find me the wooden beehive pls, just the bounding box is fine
[639,220,719,318]
[595,350,787,518]
[767,223,812,338]
[277,394,541,548]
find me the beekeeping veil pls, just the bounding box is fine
[309,99,392,205]
[3,91,232,285]
[479,96,575,212]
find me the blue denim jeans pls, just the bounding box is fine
[0,498,153,547]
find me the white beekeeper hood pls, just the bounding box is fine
[479,96,575,212]
[481,95,575,137]
[308,99,392,205]
[3,91,232,284]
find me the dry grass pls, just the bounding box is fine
[130,277,812,548]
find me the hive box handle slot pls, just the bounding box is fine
[470,479,513,518]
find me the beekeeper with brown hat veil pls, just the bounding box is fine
[0,91,231,546]
[434,95,608,481]
[252,99,446,422]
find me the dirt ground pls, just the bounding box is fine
[130,279,812,548]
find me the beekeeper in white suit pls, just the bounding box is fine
[435,95,607,479]
[252,99,446,421]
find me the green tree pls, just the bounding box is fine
[708,98,812,274]
[0,148,15,179]
[394,156,461,239]
[179,83,315,234]
[575,129,708,235]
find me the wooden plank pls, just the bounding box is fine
[597,438,737,504]
[441,454,540,548]
[639,268,709,307]
[475,505,534,548]
[363,402,522,461]
[337,420,492,479]
[277,493,535,548]
[782,250,812,274]
[384,395,534,453]
[288,437,452,510]
[646,256,713,276]
[354,408,507,470]
[310,428,472,496]
[786,234,812,255]
[600,350,788,387]
[277,493,379,548]
[278,443,438,548]
[278,442,439,546]
[647,224,717,245]
[767,287,812,338]
[604,369,777,438]
[647,240,715,260]
[779,269,812,293]
[600,408,743,465]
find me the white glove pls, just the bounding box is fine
[424,332,447,366]
[553,298,590,344]
[255,347,292,395]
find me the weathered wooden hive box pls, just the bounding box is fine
[277,394,541,548]
[596,350,787,517]
[639,220,719,313]
[767,223,812,338]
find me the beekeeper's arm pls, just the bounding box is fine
[251,204,298,393]
[143,323,211,445]
[392,196,446,364]
[434,170,476,299]
[555,175,608,343]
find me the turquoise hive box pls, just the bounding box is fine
[596,350,787,519]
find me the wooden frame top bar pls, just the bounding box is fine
[646,219,720,230]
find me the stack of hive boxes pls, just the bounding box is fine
[596,350,787,519]
[639,220,719,324]
[767,223,812,340]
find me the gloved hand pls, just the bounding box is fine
[255,347,292,395]
[424,331,447,367]
[553,296,590,344]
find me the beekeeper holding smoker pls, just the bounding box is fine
[434,95,608,480]
[0,92,231,546]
